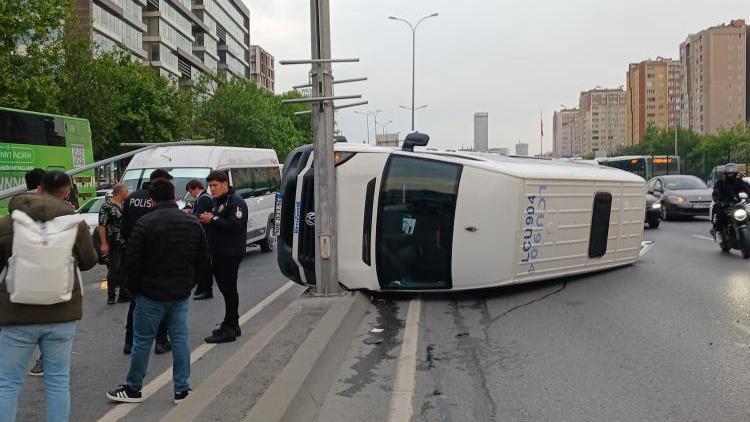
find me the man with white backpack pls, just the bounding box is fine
[0,171,98,422]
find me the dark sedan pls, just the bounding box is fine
[647,175,712,220]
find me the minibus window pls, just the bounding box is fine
[376,156,461,290]
[589,192,612,258]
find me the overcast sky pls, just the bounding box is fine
[245,0,749,153]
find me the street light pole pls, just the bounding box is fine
[389,13,438,131]
[354,109,382,145]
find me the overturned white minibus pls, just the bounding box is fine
[277,134,646,291]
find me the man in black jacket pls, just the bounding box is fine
[199,170,248,344]
[712,163,750,236]
[186,179,215,300]
[107,180,209,405]
[122,169,173,354]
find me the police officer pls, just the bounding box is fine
[200,170,248,343]
[186,179,215,300]
[121,169,172,355]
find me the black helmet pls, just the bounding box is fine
[724,163,738,181]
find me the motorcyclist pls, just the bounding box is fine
[711,163,750,237]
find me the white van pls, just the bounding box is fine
[278,134,647,291]
[122,145,281,251]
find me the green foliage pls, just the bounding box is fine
[0,0,312,162]
[195,76,309,160]
[616,125,750,179]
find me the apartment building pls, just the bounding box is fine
[578,88,627,157]
[680,19,748,134]
[76,0,253,82]
[473,112,489,153]
[626,57,681,145]
[515,142,529,157]
[250,45,275,93]
[552,108,580,158]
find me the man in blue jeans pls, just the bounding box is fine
[0,171,98,422]
[107,180,209,404]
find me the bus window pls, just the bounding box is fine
[376,156,461,290]
[0,110,66,147]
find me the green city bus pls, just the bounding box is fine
[0,106,96,214]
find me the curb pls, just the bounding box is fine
[243,291,371,422]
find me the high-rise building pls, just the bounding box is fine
[75,0,253,82]
[553,108,580,158]
[680,19,748,134]
[626,57,681,145]
[473,112,489,153]
[578,88,626,157]
[249,45,275,93]
[515,142,529,156]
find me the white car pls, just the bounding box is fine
[77,196,107,234]
[277,133,647,292]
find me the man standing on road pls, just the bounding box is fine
[107,180,209,405]
[121,169,172,355]
[186,180,215,301]
[21,168,45,377]
[200,170,248,344]
[0,171,98,422]
[98,184,129,305]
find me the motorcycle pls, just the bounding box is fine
[716,192,750,259]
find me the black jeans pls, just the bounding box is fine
[195,256,214,295]
[212,254,242,325]
[713,203,728,231]
[126,299,169,346]
[106,245,123,296]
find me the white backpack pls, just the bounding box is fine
[2,210,84,305]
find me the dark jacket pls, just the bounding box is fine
[205,191,248,257]
[192,191,213,216]
[121,187,153,241]
[125,202,209,301]
[0,193,98,326]
[712,177,750,204]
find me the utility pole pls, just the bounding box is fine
[310,0,339,295]
[281,0,366,296]
[674,124,680,173]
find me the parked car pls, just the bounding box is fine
[647,175,712,220]
[645,193,661,229]
[77,196,107,234]
[277,133,647,292]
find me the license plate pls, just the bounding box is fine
[273,192,283,237]
[693,203,710,209]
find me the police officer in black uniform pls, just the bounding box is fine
[121,169,172,355]
[199,170,248,343]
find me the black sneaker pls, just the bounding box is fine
[123,343,132,355]
[174,389,191,404]
[205,326,237,344]
[107,385,143,403]
[211,323,241,337]
[155,341,172,355]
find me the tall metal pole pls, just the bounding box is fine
[366,114,371,144]
[411,27,416,131]
[310,0,339,295]
[674,124,680,173]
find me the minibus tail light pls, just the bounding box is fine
[334,151,357,166]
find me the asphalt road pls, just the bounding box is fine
[15,246,300,422]
[411,217,750,422]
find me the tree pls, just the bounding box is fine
[0,0,70,112]
[195,77,308,160]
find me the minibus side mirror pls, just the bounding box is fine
[402,132,430,152]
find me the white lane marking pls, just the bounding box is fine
[388,298,421,422]
[691,234,715,242]
[96,281,296,422]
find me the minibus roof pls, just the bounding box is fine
[127,145,279,170]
